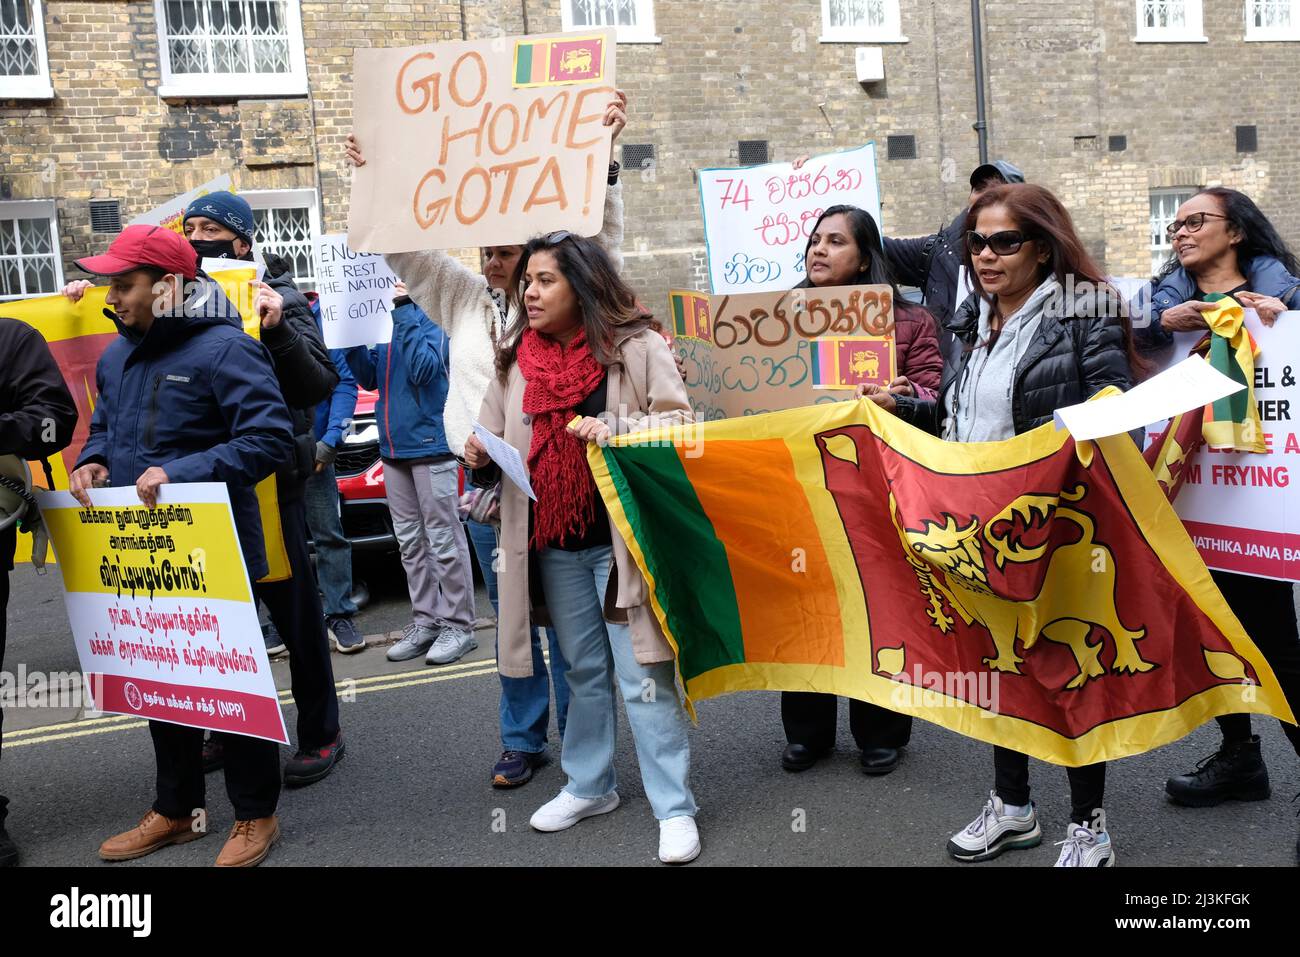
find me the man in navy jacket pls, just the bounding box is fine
[69,225,294,867]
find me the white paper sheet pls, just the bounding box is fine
[473,422,537,501]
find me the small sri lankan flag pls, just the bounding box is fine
[810,336,895,390]
[669,290,712,342]
[514,35,605,88]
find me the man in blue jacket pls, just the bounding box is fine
[346,284,476,666]
[68,225,295,867]
[304,292,363,653]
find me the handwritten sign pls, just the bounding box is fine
[1144,311,1300,581]
[348,30,617,253]
[36,483,290,744]
[315,233,399,348]
[672,284,896,420]
[697,144,882,295]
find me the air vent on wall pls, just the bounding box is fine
[887,135,917,160]
[1236,125,1258,153]
[738,140,769,166]
[89,200,122,234]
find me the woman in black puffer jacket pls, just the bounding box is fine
[874,183,1143,867]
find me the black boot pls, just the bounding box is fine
[0,822,18,867]
[1166,735,1270,807]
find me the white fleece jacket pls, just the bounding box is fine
[385,181,625,455]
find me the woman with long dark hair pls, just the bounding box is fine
[1140,189,1300,827]
[461,233,702,864]
[873,183,1138,866]
[781,204,942,776]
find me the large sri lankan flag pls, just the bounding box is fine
[589,397,1295,766]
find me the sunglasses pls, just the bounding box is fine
[1165,212,1229,240]
[967,230,1032,256]
[545,230,573,244]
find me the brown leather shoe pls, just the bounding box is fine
[99,809,205,861]
[214,816,279,867]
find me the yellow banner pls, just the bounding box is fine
[42,502,252,603]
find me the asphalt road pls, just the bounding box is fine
[2,555,1298,867]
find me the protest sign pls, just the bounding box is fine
[670,284,896,420]
[36,484,290,744]
[314,233,399,348]
[697,143,881,294]
[1145,311,1300,581]
[130,174,234,234]
[348,30,617,252]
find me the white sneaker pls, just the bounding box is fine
[425,626,478,665]
[529,789,620,832]
[386,622,437,662]
[658,815,701,864]
[1054,824,1116,867]
[946,790,1042,862]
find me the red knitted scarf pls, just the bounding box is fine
[518,327,605,549]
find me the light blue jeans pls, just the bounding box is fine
[537,545,697,820]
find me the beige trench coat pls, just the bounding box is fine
[478,326,693,679]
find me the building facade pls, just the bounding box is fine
[4,0,1298,313]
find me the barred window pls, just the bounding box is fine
[562,0,658,43]
[0,201,63,302]
[820,0,905,42]
[0,0,53,98]
[1246,0,1300,40]
[155,0,307,97]
[1149,188,1195,277]
[244,190,319,292]
[1135,0,1205,41]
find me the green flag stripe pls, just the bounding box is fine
[602,443,746,679]
[515,44,534,85]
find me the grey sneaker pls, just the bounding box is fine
[387,622,437,662]
[426,626,477,665]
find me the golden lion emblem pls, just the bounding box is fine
[849,349,879,381]
[891,484,1154,690]
[559,49,593,74]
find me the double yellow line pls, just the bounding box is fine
[4,655,505,749]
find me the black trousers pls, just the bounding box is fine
[150,721,280,820]
[781,691,913,751]
[253,495,340,751]
[1211,570,1300,757]
[0,555,9,825]
[994,747,1106,826]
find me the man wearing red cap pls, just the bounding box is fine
[67,224,296,866]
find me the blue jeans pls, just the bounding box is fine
[304,463,358,618]
[537,545,696,820]
[465,519,570,753]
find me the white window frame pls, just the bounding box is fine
[1149,187,1197,276]
[0,199,64,302]
[241,188,319,290]
[1246,0,1300,40]
[560,0,660,44]
[0,0,54,99]
[154,0,309,98]
[1134,0,1207,42]
[820,0,907,43]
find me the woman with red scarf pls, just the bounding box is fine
[461,233,701,864]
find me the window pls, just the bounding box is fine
[1149,188,1195,276]
[242,189,318,291]
[0,0,53,98]
[1247,0,1300,40]
[561,0,658,44]
[155,0,308,98]
[0,200,63,302]
[820,0,906,43]
[1134,0,1206,42]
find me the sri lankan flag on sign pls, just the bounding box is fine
[513,35,606,88]
[589,398,1295,766]
[669,290,712,342]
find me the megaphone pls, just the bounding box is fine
[0,455,50,570]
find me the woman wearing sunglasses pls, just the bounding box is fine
[460,233,702,864]
[780,203,943,777]
[1139,189,1300,824]
[344,93,628,790]
[870,183,1142,866]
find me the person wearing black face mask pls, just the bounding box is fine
[180,192,349,787]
